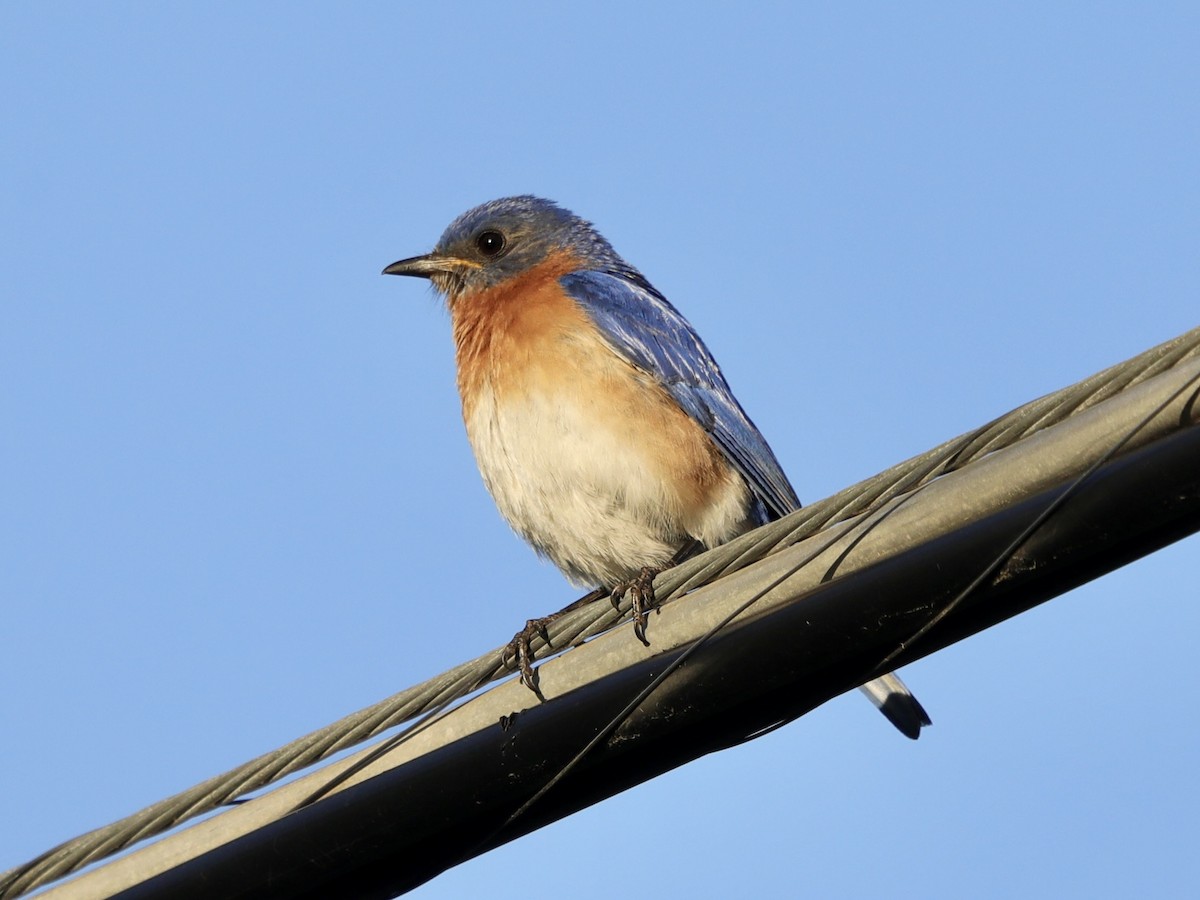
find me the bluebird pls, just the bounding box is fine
[384,196,930,738]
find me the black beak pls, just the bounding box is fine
[382,253,460,278]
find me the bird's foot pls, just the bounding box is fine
[503,587,608,702]
[610,566,661,647]
[503,615,559,702]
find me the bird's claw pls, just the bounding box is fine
[610,566,661,646]
[504,616,556,703]
[504,581,651,701]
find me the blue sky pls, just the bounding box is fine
[2,3,1197,897]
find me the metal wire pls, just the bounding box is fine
[3,325,1198,899]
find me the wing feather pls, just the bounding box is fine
[561,270,800,522]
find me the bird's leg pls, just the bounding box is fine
[609,566,661,647]
[504,587,607,701]
[507,542,702,699]
[609,540,703,646]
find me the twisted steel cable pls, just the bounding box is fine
[3,325,1197,898]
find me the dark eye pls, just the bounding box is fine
[475,229,506,257]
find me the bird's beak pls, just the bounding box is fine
[381,253,473,278]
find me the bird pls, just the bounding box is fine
[383,196,931,738]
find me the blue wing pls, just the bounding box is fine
[561,269,800,523]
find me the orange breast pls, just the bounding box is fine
[450,250,586,416]
[449,251,747,558]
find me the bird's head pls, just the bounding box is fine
[383,196,622,300]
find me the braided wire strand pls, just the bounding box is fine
[3,325,1197,898]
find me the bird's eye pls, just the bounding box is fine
[475,230,506,257]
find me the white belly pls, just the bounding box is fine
[463,372,752,588]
